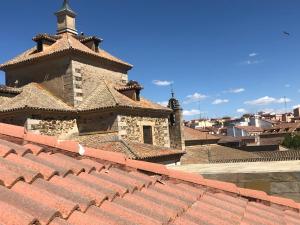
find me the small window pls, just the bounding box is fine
[75,68,81,73]
[75,76,82,81]
[76,92,83,97]
[143,126,153,144]
[75,84,82,89]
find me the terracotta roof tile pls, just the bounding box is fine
[0,81,170,114]
[0,200,38,225]
[49,175,109,205]
[0,156,42,183]
[32,178,95,212]
[0,122,298,225]
[184,126,220,141]
[0,185,60,225]
[11,181,78,219]
[67,210,116,225]
[5,153,58,180]
[49,217,73,225]
[85,206,129,225]
[0,167,24,188]
[0,83,74,113]
[0,33,132,70]
[100,201,161,225]
[37,153,85,175]
[75,134,183,160]
[236,126,264,133]
[23,143,45,155]
[0,139,31,156]
[0,143,15,157]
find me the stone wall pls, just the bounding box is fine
[5,56,73,105]
[77,112,118,134]
[72,59,128,94]
[169,109,185,150]
[26,118,79,139]
[118,115,170,148]
[203,172,300,202]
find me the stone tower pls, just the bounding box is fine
[168,90,185,150]
[55,0,78,35]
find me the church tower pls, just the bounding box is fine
[168,89,185,150]
[55,0,78,35]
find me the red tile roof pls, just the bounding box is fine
[183,126,220,141]
[0,122,299,225]
[236,126,264,133]
[0,33,132,70]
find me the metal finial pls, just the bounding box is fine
[56,0,76,15]
[171,84,175,98]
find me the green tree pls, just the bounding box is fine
[282,134,300,150]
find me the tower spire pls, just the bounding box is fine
[55,0,78,35]
[170,84,175,98]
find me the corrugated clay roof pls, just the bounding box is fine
[0,122,299,224]
[184,126,220,141]
[0,33,132,69]
[74,133,184,160]
[0,81,170,113]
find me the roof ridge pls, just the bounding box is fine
[0,122,299,210]
[32,83,74,108]
[103,79,119,106]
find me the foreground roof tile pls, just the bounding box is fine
[0,201,38,225]
[0,185,60,225]
[0,122,298,225]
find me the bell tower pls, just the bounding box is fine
[168,88,185,150]
[55,0,78,35]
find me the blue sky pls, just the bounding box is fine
[1,0,300,119]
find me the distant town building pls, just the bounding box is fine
[227,126,264,137]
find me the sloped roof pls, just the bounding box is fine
[236,126,264,133]
[182,145,261,164]
[74,132,184,160]
[0,85,22,94]
[0,122,299,224]
[0,82,170,113]
[184,126,220,141]
[0,83,74,112]
[77,79,170,112]
[264,122,300,133]
[0,33,132,70]
[256,150,300,160]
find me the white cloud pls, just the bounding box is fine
[184,92,207,104]
[237,108,247,113]
[212,99,229,105]
[244,96,291,106]
[285,84,291,88]
[228,88,245,94]
[249,52,258,57]
[152,80,173,86]
[157,101,168,107]
[183,109,201,116]
[261,108,287,114]
[293,104,300,109]
[241,60,264,65]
